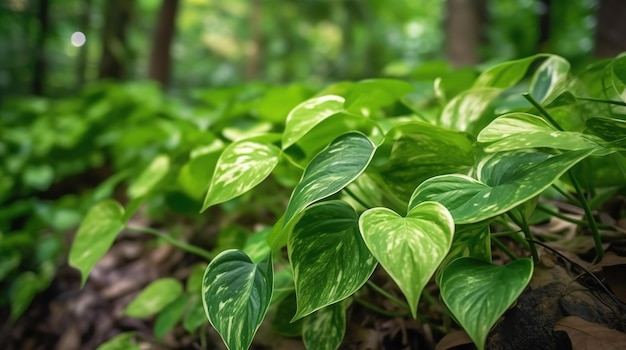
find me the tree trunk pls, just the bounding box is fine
[32,0,50,95]
[98,0,135,79]
[245,0,262,80]
[445,0,487,67]
[148,0,180,87]
[76,0,91,89]
[537,0,552,51]
[594,0,626,58]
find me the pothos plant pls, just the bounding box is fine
[70,53,626,350]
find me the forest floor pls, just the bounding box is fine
[2,197,626,350]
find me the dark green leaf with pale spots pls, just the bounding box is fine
[202,139,281,211]
[440,258,533,350]
[202,250,273,350]
[478,113,607,153]
[586,117,626,149]
[409,149,594,224]
[359,202,454,317]
[284,132,376,225]
[302,302,347,350]
[435,223,491,286]
[282,95,345,149]
[289,201,376,320]
[529,55,570,104]
[376,121,475,203]
[69,200,125,286]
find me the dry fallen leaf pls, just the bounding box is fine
[554,316,626,350]
[435,330,473,350]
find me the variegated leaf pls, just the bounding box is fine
[586,116,626,149]
[284,132,376,225]
[302,302,347,350]
[202,139,281,211]
[69,200,125,286]
[409,149,594,224]
[439,88,501,135]
[283,95,345,149]
[440,258,533,350]
[202,250,273,350]
[289,201,376,320]
[529,55,570,104]
[478,113,606,153]
[359,202,454,317]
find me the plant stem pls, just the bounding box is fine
[506,211,539,263]
[366,280,410,310]
[575,96,626,107]
[354,296,410,318]
[536,203,612,229]
[344,187,371,210]
[492,237,519,260]
[522,93,564,131]
[566,173,604,261]
[551,183,581,205]
[126,225,213,261]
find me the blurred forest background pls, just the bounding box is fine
[2,0,625,98]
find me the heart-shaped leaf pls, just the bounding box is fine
[359,202,454,317]
[289,201,376,320]
[478,113,606,153]
[283,95,345,149]
[344,79,414,112]
[302,302,347,350]
[69,200,125,286]
[202,250,273,350]
[410,149,593,224]
[154,294,189,339]
[439,88,501,134]
[440,257,533,350]
[128,155,170,199]
[202,138,281,211]
[284,132,376,225]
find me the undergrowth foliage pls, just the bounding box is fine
[70,54,626,350]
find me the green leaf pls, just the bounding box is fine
[284,132,376,225]
[289,201,376,320]
[359,202,454,317]
[440,258,533,350]
[478,113,606,153]
[376,121,475,203]
[95,332,139,350]
[410,149,593,224]
[154,294,189,339]
[439,88,501,134]
[243,228,271,264]
[125,278,183,318]
[529,55,570,104]
[202,139,281,211]
[302,302,347,350]
[183,295,207,333]
[202,250,273,350]
[435,224,491,285]
[69,200,125,286]
[586,117,626,149]
[177,141,224,199]
[128,155,170,199]
[283,95,345,149]
[612,56,626,102]
[473,54,548,89]
[271,291,303,337]
[9,271,39,321]
[344,79,414,112]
